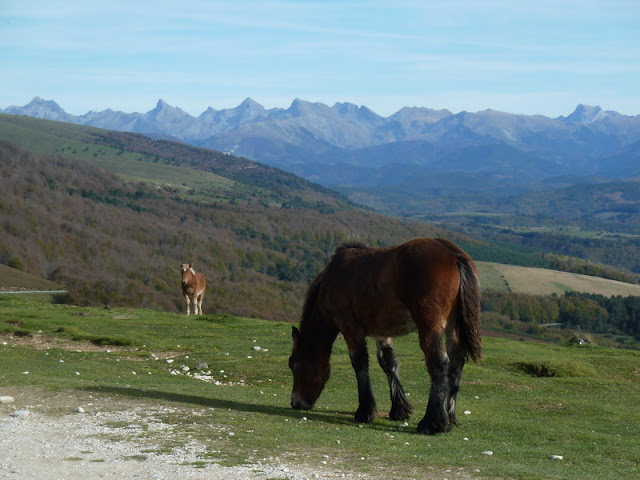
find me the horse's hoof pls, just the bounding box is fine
[354,408,376,424]
[417,419,449,435]
[416,423,438,435]
[389,408,411,421]
[389,401,412,421]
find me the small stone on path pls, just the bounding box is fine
[0,395,15,404]
[10,409,30,419]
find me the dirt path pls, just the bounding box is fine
[1,387,373,480]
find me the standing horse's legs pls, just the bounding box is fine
[184,294,192,316]
[348,339,377,423]
[376,338,412,421]
[417,329,451,435]
[196,292,204,315]
[445,324,467,427]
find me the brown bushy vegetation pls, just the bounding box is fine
[0,140,451,320]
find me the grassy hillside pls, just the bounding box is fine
[0,113,341,206]
[0,264,63,292]
[1,297,638,479]
[477,262,640,296]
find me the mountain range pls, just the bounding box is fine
[3,97,640,219]
[4,97,639,169]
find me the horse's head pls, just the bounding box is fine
[180,263,192,283]
[289,326,331,411]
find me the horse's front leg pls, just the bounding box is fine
[417,330,451,435]
[184,294,192,316]
[348,340,377,423]
[376,338,412,421]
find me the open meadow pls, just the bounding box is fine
[1,295,638,479]
[477,262,640,297]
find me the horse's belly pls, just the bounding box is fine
[370,307,416,337]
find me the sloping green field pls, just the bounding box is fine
[1,296,638,479]
[0,264,63,292]
[477,261,640,296]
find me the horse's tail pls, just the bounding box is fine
[455,254,482,362]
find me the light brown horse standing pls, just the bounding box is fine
[180,263,206,316]
[289,238,482,435]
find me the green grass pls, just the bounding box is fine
[476,263,511,291]
[1,296,639,479]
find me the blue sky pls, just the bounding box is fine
[2,1,639,118]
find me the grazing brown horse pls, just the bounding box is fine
[289,238,482,435]
[180,263,206,316]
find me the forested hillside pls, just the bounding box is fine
[0,139,455,319]
[2,114,640,347]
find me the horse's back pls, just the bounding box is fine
[196,272,206,294]
[320,238,469,336]
[332,238,467,292]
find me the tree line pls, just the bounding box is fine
[482,289,640,341]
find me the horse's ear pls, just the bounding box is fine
[189,264,193,269]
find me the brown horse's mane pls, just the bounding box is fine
[300,242,367,338]
[335,241,367,253]
[300,270,324,335]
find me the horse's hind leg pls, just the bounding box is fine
[196,292,204,315]
[417,329,451,435]
[376,338,412,421]
[445,323,467,427]
[348,339,377,424]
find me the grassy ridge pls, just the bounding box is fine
[0,264,63,292]
[0,113,340,204]
[1,296,638,479]
[477,262,640,296]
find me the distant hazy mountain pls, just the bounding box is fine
[3,97,640,184]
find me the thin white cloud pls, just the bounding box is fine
[1,0,639,117]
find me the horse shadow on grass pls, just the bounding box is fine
[79,385,416,433]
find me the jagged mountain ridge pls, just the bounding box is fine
[3,97,640,180]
